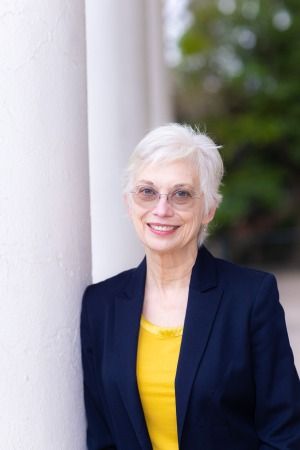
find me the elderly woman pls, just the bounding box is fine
[81,124,300,450]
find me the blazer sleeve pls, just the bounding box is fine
[80,287,116,450]
[250,274,300,449]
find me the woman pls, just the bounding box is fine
[81,123,300,450]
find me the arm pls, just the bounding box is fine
[251,274,300,449]
[80,287,116,450]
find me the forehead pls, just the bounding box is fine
[135,159,199,187]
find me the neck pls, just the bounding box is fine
[145,244,198,290]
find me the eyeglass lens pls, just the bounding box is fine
[132,186,197,209]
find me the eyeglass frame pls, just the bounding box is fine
[129,185,203,209]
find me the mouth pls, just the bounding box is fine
[147,223,180,235]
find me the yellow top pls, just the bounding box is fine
[136,315,183,450]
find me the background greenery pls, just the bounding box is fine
[173,0,300,264]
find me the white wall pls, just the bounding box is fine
[0,1,90,448]
[85,0,171,281]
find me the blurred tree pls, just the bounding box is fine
[175,0,300,262]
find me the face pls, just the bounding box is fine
[126,159,216,256]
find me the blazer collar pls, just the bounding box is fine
[114,258,151,449]
[114,246,222,448]
[189,245,218,292]
[175,246,223,443]
[121,245,218,297]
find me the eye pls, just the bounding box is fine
[173,189,192,198]
[172,189,194,205]
[137,186,157,199]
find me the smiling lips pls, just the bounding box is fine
[147,223,180,236]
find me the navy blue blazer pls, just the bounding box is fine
[80,246,300,449]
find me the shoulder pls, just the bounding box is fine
[200,249,282,335]
[81,267,136,317]
[201,246,278,303]
[215,254,275,286]
[87,267,134,294]
[211,251,279,310]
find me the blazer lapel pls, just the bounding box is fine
[175,247,224,442]
[114,259,152,450]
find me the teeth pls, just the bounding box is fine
[150,224,177,231]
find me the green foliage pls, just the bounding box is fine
[175,0,300,243]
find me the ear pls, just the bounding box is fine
[202,206,217,225]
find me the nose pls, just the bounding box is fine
[152,194,174,217]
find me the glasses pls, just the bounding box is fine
[130,185,202,210]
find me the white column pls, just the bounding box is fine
[0,2,90,449]
[85,0,171,281]
[146,0,172,128]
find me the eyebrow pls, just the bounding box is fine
[136,180,194,189]
[137,180,155,186]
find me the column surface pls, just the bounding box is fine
[85,0,171,281]
[0,1,90,448]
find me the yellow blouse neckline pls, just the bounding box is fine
[140,315,183,338]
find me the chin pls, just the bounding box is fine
[142,237,178,254]
[146,247,178,256]
[143,233,199,256]
[145,236,191,255]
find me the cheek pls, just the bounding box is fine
[189,208,203,227]
[191,218,202,236]
[180,213,201,238]
[130,208,147,229]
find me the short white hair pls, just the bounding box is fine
[123,123,224,243]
